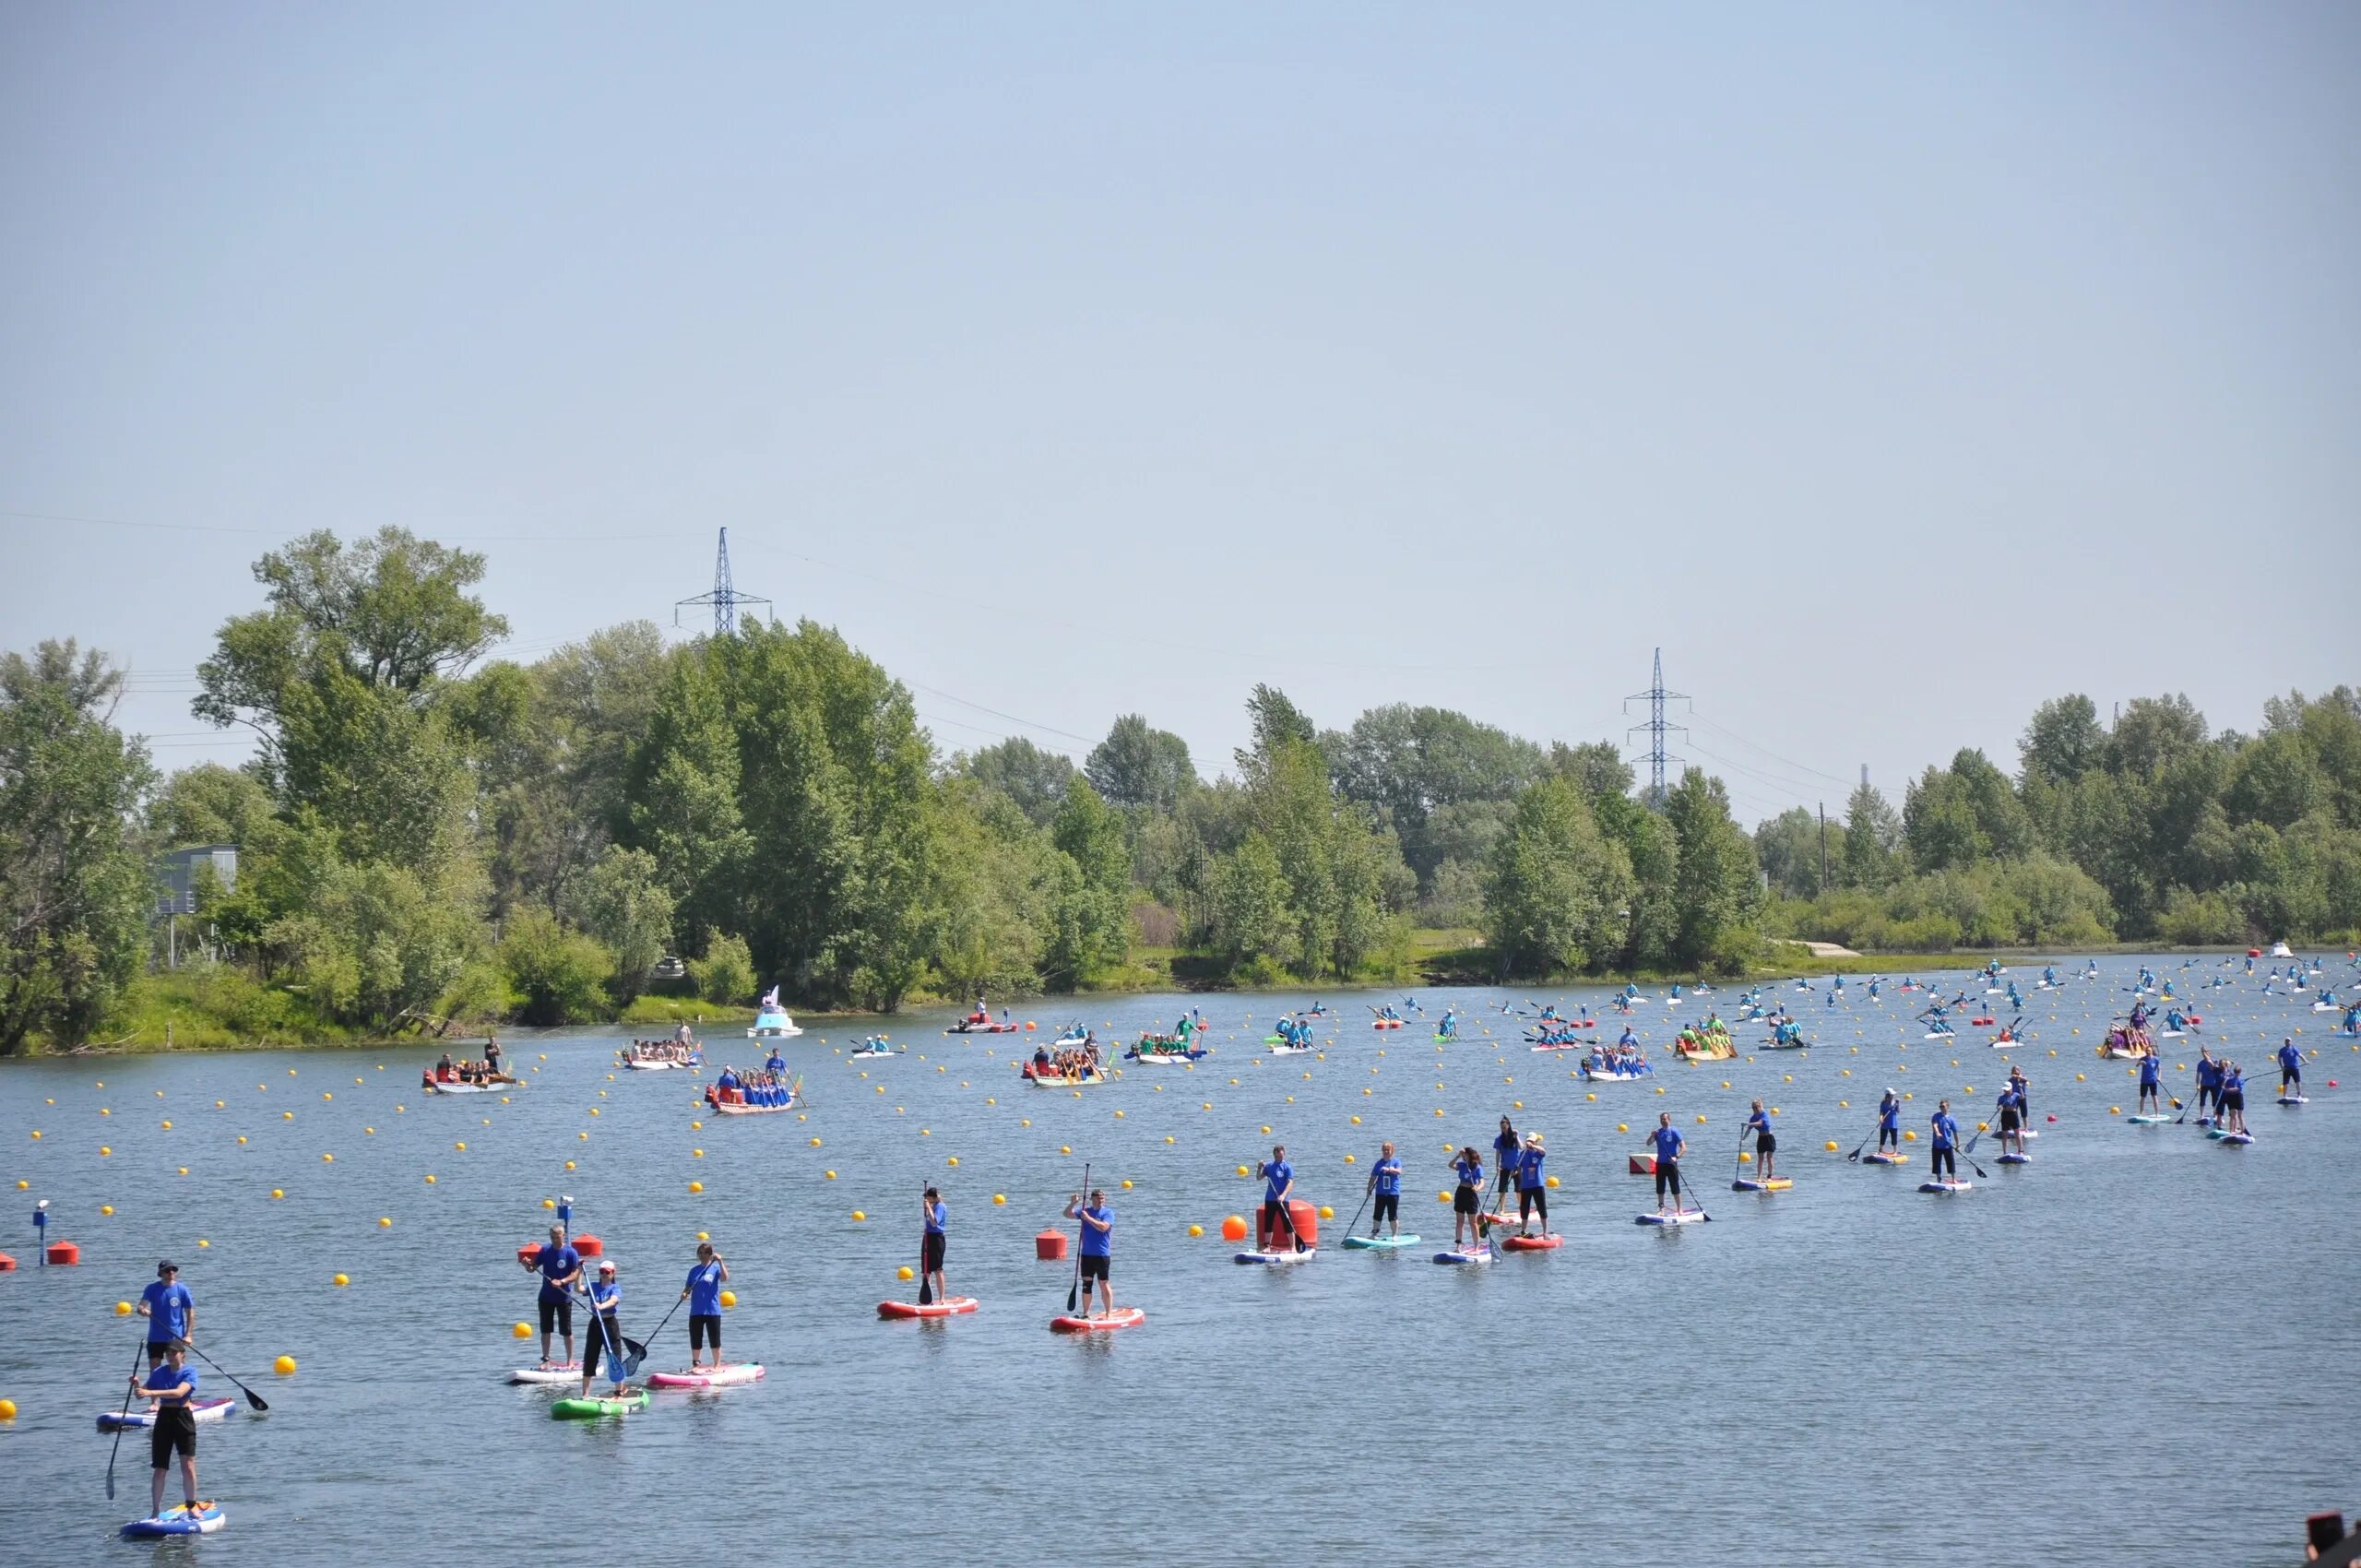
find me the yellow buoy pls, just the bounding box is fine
[273,1356,297,1376]
[378,1217,391,1228]
[688,1181,704,1194]
[851,1209,865,1221]
[114,1301,132,1315]
[1824,1140,1839,1151]
[513,1322,533,1339]
[1188,1223,1204,1237]
[0,1399,15,1420]
[332,1273,350,1288]
[991,1193,1005,1205]
[897,1265,914,1281]
[718,1289,737,1309]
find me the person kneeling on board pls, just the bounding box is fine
[1064,1189,1116,1318]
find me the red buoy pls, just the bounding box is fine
[1034,1229,1068,1261]
[1255,1199,1320,1251]
[572,1234,603,1258]
[43,1241,80,1265]
[0,1251,16,1271]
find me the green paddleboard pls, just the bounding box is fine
[552,1391,650,1420]
[1340,1234,1420,1250]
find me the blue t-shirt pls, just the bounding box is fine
[717,1069,739,1089]
[141,1361,196,1403]
[2196,1059,2219,1087]
[1453,1153,1482,1189]
[535,1243,582,1303]
[1262,1159,1293,1204]
[2278,1044,2302,1071]
[1932,1113,1958,1148]
[1649,1125,1683,1162]
[685,1261,724,1315]
[1493,1129,1520,1161]
[926,1200,946,1235]
[140,1280,194,1341]
[1746,1110,1771,1138]
[589,1278,620,1313]
[1517,1147,1546,1191]
[1076,1204,1113,1258]
[2223,1071,2243,1094]
[1880,1099,1900,1130]
[1373,1156,1401,1196]
[2140,1057,2160,1083]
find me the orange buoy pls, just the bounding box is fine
[1220,1214,1249,1242]
[572,1234,603,1257]
[1033,1229,1068,1261]
[43,1241,80,1265]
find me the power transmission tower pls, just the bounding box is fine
[675,527,772,636]
[1623,647,1690,811]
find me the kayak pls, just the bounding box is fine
[1918,1180,1974,1194]
[507,1363,583,1384]
[1923,1032,1956,1042]
[647,1363,765,1388]
[1371,1020,1405,1030]
[123,1503,225,1538]
[1635,1210,1706,1226]
[1264,1044,1313,1057]
[552,1391,650,1419]
[1861,1150,1906,1165]
[877,1297,979,1319]
[1501,1233,1561,1251]
[1339,1233,1420,1251]
[1050,1307,1145,1332]
[1127,1048,1208,1064]
[1432,1246,1493,1265]
[1234,1248,1316,1265]
[99,1396,235,1430]
[848,1048,904,1060]
[1730,1178,1792,1193]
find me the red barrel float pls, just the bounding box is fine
[1034,1229,1068,1261]
[44,1241,80,1265]
[0,1251,16,1271]
[572,1234,603,1258]
[1256,1199,1319,1251]
[516,1242,540,1266]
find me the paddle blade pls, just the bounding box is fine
[242,1388,268,1412]
[1066,1275,1079,1313]
[919,1276,933,1307]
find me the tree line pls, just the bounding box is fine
[4,527,2354,1051]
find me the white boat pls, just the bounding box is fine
[748,1007,801,1039]
[622,1054,699,1072]
[421,1077,512,1094]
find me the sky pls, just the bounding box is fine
[4,3,2356,826]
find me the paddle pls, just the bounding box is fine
[643,1289,690,1364]
[174,1337,268,1413]
[1342,1178,1373,1241]
[1271,1190,1308,1255]
[1065,1162,1091,1315]
[918,1201,934,1308]
[1845,1122,1879,1163]
[1732,1128,1751,1189]
[104,1339,145,1500]
[1673,1155,1710,1222]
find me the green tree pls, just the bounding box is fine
[499,909,614,1026]
[1664,768,1761,970]
[2020,695,2106,785]
[689,932,756,1005]
[0,642,157,1051]
[1841,781,1903,889]
[573,846,676,1003]
[1209,832,1290,971]
[961,737,1078,828]
[1046,778,1132,985]
[1085,715,1196,814]
[1480,778,1635,978]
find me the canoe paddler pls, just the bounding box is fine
[1366,1142,1403,1237]
[580,1259,629,1397]
[1064,1188,1115,1319]
[1514,1132,1548,1235]
[921,1186,948,1301]
[132,1339,203,1522]
[1649,1113,1686,1215]
[1255,1145,1297,1249]
[137,1260,195,1370]
[522,1224,582,1370]
[682,1241,728,1370]
[1446,1144,1484,1246]
[1745,1099,1776,1182]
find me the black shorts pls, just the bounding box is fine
[1519,1187,1547,1219]
[539,1297,573,1336]
[1654,1161,1681,1198]
[146,1340,177,1362]
[1754,1133,1776,1155]
[1933,1147,1956,1177]
[2225,1089,2244,1111]
[1373,1192,1399,1224]
[1262,1196,1289,1232]
[2282,1066,2300,1085]
[1453,1184,1478,1216]
[150,1412,196,1465]
[584,1316,624,1378]
[690,1313,721,1350]
[1999,1110,2019,1131]
[1078,1254,1109,1281]
[924,1231,946,1270]
[1879,1126,1898,1146]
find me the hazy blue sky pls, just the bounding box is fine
[5,4,2355,824]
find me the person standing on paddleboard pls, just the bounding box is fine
[580,1259,628,1397]
[137,1261,195,1371]
[2009,1064,2031,1127]
[1446,1145,1484,1247]
[1745,1100,1776,1182]
[2277,1039,2303,1099]
[1995,1084,2023,1158]
[2138,1052,2163,1115]
[1878,1090,1901,1155]
[133,1340,203,1522]
[1367,1142,1403,1238]
[524,1224,582,1370]
[1929,1101,1961,1183]
[1649,1114,1686,1216]
[1515,1132,1548,1235]
[1491,1116,1521,1216]
[2194,1049,2221,1123]
[921,1187,949,1301]
[1255,1146,1296,1250]
[2220,1060,2248,1135]
[682,1241,728,1371]
[1065,1189,1115,1319]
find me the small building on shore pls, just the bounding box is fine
[155,844,238,916]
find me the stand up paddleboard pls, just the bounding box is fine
[1050,1307,1145,1332]
[1433,1245,1493,1264]
[1918,1180,1974,1194]
[551,1391,650,1419]
[2129,1114,2172,1124]
[2278,1095,2308,1106]
[1340,1233,1419,1251]
[1997,1153,2031,1165]
[877,1297,979,1319]
[1501,1233,1561,1251]
[1635,1210,1705,1226]
[2217,1131,2253,1146]
[1730,1178,1792,1193]
[122,1503,224,1538]
[1861,1151,1906,1165]
[508,1363,583,1385]
[646,1363,765,1387]
[1235,1248,1316,1265]
[100,1396,235,1430]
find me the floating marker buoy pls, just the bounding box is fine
[114,1301,131,1315]
[514,1322,532,1339]
[689,1182,704,1194]
[273,1356,297,1376]
[851,1210,864,1221]
[0,1399,14,1420]
[333,1273,349,1287]
[1221,1216,1248,1241]
[991,1193,1004,1205]
[897,1265,914,1281]
[1189,1224,1204,1237]
[1824,1140,1839,1151]
[718,1289,736,1309]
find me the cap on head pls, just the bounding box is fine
[599,1259,616,1272]
[157,1261,177,1275]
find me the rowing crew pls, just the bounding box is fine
[423,1057,516,1087]
[1028,1043,1105,1078]
[707,1066,791,1107]
[620,1039,700,1066]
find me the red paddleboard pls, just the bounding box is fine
[1050,1307,1145,1332]
[1501,1233,1561,1251]
[877,1297,979,1319]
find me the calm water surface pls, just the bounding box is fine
[2,956,2354,1565]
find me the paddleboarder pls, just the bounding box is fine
[522,1223,583,1370]
[1877,1088,1901,1155]
[681,1241,729,1371]
[2277,1038,2304,1099]
[1254,1146,1297,1251]
[1995,1082,2024,1158]
[136,1261,195,1371]
[2194,1048,2221,1123]
[1514,1132,1548,1236]
[1365,1141,1404,1238]
[2009,1064,2031,1127]
[579,1259,628,1398]
[1491,1115,1521,1215]
[1649,1113,1686,1216]
[921,1186,949,1302]
[2138,1051,2163,1115]
[1063,1188,1115,1320]
[131,1340,203,1523]
[1745,1099,1776,1182]
[1930,1100,1961,1184]
[2220,1060,2248,1136]
[1446,1144,1484,1247]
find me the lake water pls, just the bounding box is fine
[2,956,2354,1565]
